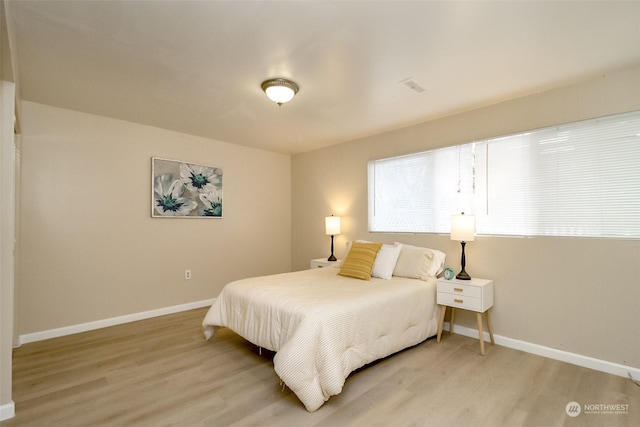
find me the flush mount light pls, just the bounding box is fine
[261,78,299,106]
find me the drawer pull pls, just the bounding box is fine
[454,299,464,304]
[454,288,464,292]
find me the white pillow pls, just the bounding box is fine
[393,242,447,279]
[397,242,446,276]
[371,244,402,280]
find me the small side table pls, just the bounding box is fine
[310,258,343,269]
[436,277,494,355]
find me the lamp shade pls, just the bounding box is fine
[325,216,341,236]
[451,213,475,242]
[261,78,299,105]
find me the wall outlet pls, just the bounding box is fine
[185,269,192,280]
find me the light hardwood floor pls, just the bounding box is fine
[2,308,638,427]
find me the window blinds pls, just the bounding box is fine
[368,144,477,233]
[368,110,640,238]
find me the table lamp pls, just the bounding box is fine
[451,212,475,280]
[325,215,341,261]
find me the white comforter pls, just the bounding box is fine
[202,267,440,412]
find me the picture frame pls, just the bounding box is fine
[151,157,223,218]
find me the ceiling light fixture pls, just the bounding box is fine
[261,78,299,106]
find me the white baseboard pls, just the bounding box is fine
[444,322,640,381]
[15,304,639,384]
[0,401,15,421]
[18,298,216,346]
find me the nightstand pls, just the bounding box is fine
[310,258,343,269]
[436,277,494,355]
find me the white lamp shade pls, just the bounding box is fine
[325,216,341,236]
[451,213,475,242]
[265,85,295,104]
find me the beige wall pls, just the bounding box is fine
[292,65,640,369]
[17,101,291,335]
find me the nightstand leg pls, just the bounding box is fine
[449,308,455,335]
[437,305,446,342]
[485,309,495,345]
[477,312,485,356]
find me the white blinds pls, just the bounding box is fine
[368,152,432,232]
[368,110,640,238]
[368,144,477,233]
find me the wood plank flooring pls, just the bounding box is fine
[2,308,638,427]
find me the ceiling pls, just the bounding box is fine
[4,1,640,154]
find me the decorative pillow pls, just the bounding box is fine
[393,242,446,280]
[432,252,446,276]
[345,239,372,255]
[371,244,402,280]
[338,241,383,280]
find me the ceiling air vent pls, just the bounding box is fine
[399,78,426,93]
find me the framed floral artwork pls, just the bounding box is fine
[152,157,223,218]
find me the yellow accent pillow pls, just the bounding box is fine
[338,241,383,280]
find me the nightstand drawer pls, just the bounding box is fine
[437,281,482,298]
[437,292,482,311]
[310,258,343,269]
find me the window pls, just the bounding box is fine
[368,110,640,238]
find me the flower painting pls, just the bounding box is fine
[152,158,223,218]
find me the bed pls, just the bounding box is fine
[202,242,444,412]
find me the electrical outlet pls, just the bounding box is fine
[185,269,192,280]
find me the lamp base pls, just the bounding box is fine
[456,240,471,280]
[327,234,337,262]
[456,269,471,280]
